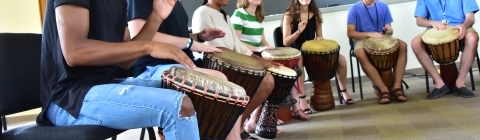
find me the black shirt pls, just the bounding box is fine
[127,0,194,77]
[290,17,317,50]
[37,0,126,125]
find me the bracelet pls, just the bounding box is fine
[197,33,205,43]
[186,38,193,50]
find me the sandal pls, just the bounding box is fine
[390,88,407,102]
[157,128,165,140]
[240,131,258,140]
[379,91,391,104]
[292,109,310,121]
[299,95,313,114]
[339,89,354,105]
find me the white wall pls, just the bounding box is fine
[0,0,42,33]
[262,0,480,78]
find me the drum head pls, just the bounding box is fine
[261,47,301,60]
[364,35,399,52]
[167,66,247,98]
[422,26,459,45]
[267,66,297,77]
[207,47,264,71]
[301,39,339,53]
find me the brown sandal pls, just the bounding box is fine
[390,88,407,102]
[379,92,391,104]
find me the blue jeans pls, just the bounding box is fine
[46,76,200,140]
[137,64,184,80]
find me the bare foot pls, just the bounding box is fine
[277,119,284,125]
[244,119,257,133]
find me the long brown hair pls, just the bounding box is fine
[281,0,323,30]
[237,0,266,22]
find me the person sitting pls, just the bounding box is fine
[37,0,200,139]
[347,0,408,104]
[411,0,478,99]
[192,0,282,139]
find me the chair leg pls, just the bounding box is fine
[335,75,343,104]
[140,128,146,140]
[470,67,475,91]
[147,127,157,140]
[349,55,356,93]
[111,135,117,140]
[1,116,6,131]
[356,60,364,99]
[425,70,430,93]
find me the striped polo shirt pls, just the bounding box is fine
[230,8,264,47]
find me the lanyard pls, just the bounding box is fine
[363,2,379,32]
[439,0,447,23]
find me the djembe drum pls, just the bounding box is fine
[364,35,400,94]
[255,66,300,139]
[204,47,266,98]
[422,26,460,92]
[161,66,249,140]
[301,39,339,111]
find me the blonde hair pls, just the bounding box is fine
[237,0,266,22]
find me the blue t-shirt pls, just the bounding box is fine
[347,1,393,33]
[414,0,479,26]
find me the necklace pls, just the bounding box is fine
[363,1,379,32]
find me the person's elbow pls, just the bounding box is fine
[283,40,290,47]
[61,44,88,67]
[347,30,355,39]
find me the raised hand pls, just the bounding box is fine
[297,20,308,34]
[199,28,226,41]
[383,24,393,34]
[452,24,467,40]
[190,41,223,53]
[149,42,196,69]
[152,0,177,20]
[430,21,447,30]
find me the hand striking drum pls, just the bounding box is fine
[301,39,339,111]
[422,26,461,92]
[161,66,249,140]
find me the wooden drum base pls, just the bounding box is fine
[440,63,459,93]
[374,70,395,97]
[310,80,335,111]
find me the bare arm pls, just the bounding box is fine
[260,32,271,46]
[282,13,300,46]
[415,17,433,27]
[56,5,164,67]
[316,20,323,38]
[463,12,475,28]
[347,24,369,39]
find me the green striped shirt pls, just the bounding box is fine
[230,8,264,47]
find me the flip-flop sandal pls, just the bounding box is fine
[390,88,407,102]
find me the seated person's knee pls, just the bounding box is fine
[180,96,195,117]
[263,73,275,89]
[411,36,424,51]
[338,55,347,67]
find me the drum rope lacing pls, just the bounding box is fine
[161,72,250,107]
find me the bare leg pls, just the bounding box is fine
[244,106,262,132]
[297,57,310,113]
[290,87,310,120]
[355,49,390,103]
[411,36,445,88]
[239,73,274,136]
[391,40,408,101]
[226,116,242,140]
[336,55,353,103]
[457,31,479,88]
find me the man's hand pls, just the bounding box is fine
[452,24,467,40]
[152,0,177,20]
[148,42,196,69]
[315,37,324,40]
[367,32,383,39]
[383,25,393,34]
[199,28,226,41]
[256,46,275,52]
[430,21,447,30]
[258,59,282,69]
[190,41,223,53]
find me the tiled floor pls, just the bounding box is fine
[4,68,480,140]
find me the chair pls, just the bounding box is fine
[0,33,124,140]
[273,27,344,104]
[348,38,409,99]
